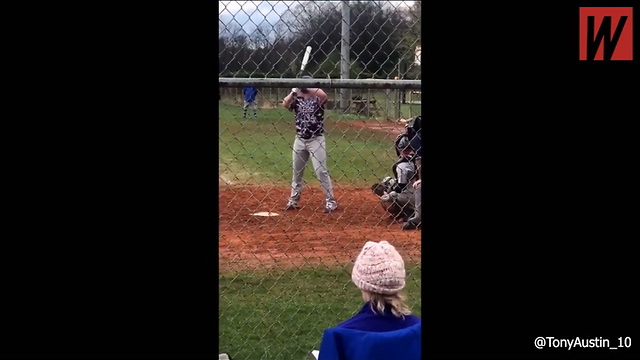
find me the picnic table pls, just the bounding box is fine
[351,98,379,117]
[408,90,422,105]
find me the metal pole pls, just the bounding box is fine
[367,88,370,118]
[395,89,401,119]
[395,62,401,119]
[385,83,391,121]
[340,1,350,112]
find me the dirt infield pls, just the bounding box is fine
[219,185,421,271]
[334,120,408,138]
[354,121,408,138]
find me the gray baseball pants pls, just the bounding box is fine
[289,135,335,204]
[382,187,416,220]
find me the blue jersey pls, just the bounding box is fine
[243,87,258,102]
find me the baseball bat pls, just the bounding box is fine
[299,46,312,76]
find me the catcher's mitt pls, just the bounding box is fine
[371,183,386,196]
[372,176,397,196]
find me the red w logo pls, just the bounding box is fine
[580,7,633,61]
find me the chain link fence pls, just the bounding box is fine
[219,1,421,359]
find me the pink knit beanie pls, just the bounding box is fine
[351,241,406,295]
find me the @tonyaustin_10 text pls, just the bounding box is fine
[534,336,632,350]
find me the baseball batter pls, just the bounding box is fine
[281,86,337,213]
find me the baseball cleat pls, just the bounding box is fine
[284,203,299,211]
[324,201,338,213]
[402,220,421,230]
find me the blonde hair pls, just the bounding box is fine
[363,290,412,318]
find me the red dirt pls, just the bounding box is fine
[341,120,408,138]
[219,185,421,272]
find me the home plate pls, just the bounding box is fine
[251,211,280,217]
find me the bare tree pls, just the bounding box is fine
[251,22,271,49]
[218,1,419,78]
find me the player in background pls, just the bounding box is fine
[242,86,258,118]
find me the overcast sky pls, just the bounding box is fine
[219,1,414,36]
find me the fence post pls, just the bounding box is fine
[340,0,351,112]
[385,85,391,120]
[393,76,401,119]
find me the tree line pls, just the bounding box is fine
[219,1,421,80]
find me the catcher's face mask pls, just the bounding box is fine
[405,116,422,136]
[395,135,413,155]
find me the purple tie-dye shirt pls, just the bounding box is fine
[290,96,325,139]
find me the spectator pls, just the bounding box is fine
[334,240,420,332]
[314,241,421,360]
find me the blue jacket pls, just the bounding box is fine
[336,302,420,332]
[318,322,422,360]
[243,87,258,102]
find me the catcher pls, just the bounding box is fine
[371,133,419,222]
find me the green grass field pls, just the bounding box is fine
[218,105,395,186]
[219,102,406,186]
[219,266,422,360]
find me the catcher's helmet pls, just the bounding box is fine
[394,134,414,157]
[405,115,422,134]
[395,134,412,152]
